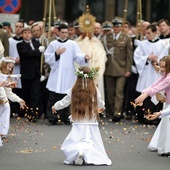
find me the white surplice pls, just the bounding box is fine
[134,39,167,92]
[9,37,22,88]
[44,39,87,94]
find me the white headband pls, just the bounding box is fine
[1,57,15,63]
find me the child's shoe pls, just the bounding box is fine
[75,151,84,165]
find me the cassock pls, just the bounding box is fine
[134,39,168,92]
[9,37,23,88]
[44,39,87,94]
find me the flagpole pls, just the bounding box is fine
[40,0,48,75]
[52,0,57,23]
[123,0,128,23]
[139,0,143,40]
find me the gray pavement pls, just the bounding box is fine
[0,117,169,170]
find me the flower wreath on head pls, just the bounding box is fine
[1,57,15,63]
[75,67,99,89]
[75,67,99,79]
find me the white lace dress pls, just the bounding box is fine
[53,88,112,165]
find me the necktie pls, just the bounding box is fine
[114,34,117,40]
[29,41,35,50]
[36,38,40,44]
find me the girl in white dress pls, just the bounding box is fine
[52,66,112,165]
[0,57,26,147]
[135,56,170,156]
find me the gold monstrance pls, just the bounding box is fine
[78,5,96,37]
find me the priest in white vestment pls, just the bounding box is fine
[134,27,167,93]
[75,34,107,101]
[44,24,90,124]
[44,36,89,94]
[9,21,25,88]
[134,24,168,123]
[9,37,23,88]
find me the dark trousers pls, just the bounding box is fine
[21,77,40,115]
[10,88,24,117]
[46,91,70,122]
[136,92,162,124]
[122,73,138,116]
[39,79,49,118]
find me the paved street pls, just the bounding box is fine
[0,117,169,170]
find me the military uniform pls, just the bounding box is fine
[102,18,133,121]
[0,28,9,57]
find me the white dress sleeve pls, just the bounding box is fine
[5,87,22,102]
[54,95,71,111]
[160,105,170,118]
[54,87,104,111]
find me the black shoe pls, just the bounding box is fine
[99,113,103,118]
[126,115,132,120]
[29,117,37,123]
[31,118,37,123]
[64,120,71,125]
[49,118,57,125]
[161,153,170,157]
[44,115,49,119]
[143,118,159,125]
[112,115,121,122]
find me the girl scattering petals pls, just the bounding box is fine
[52,66,112,166]
[135,56,170,156]
[0,57,26,147]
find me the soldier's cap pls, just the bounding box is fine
[68,22,75,28]
[54,20,68,28]
[102,21,113,30]
[21,26,31,33]
[112,18,123,26]
[1,21,11,27]
[45,23,52,30]
[73,19,79,28]
[45,24,49,31]
[61,21,68,26]
[54,19,61,27]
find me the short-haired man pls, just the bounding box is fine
[17,27,45,122]
[9,20,24,117]
[134,24,168,123]
[44,24,90,124]
[102,18,133,122]
[158,19,170,39]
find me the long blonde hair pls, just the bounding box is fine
[71,66,98,121]
[0,57,15,74]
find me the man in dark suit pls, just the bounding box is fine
[17,27,45,122]
[103,18,133,122]
[31,22,50,119]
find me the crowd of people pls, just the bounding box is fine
[1,17,170,123]
[1,15,170,161]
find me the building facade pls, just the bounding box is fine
[9,0,170,26]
